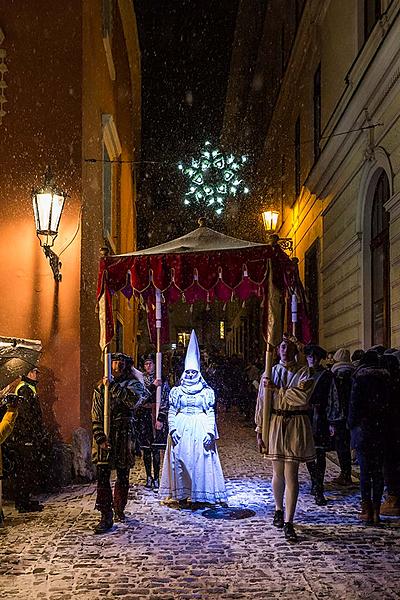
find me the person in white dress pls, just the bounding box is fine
[255,335,316,542]
[160,330,227,507]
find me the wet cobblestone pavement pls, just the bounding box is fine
[1,411,400,599]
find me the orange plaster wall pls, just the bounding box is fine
[0,1,82,441]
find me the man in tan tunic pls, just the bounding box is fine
[255,336,315,542]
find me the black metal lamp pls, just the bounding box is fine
[262,209,293,253]
[32,167,67,282]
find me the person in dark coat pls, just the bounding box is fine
[92,353,148,534]
[328,348,355,486]
[7,368,44,512]
[348,350,390,525]
[304,344,333,506]
[380,352,400,516]
[137,355,170,490]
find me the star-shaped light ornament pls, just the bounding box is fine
[178,142,249,215]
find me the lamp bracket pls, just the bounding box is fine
[277,238,293,253]
[43,245,62,282]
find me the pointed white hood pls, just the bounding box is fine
[180,330,207,393]
[184,330,200,372]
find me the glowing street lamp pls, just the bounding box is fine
[262,209,279,233]
[32,167,67,281]
[262,209,293,253]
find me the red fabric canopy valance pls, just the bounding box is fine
[96,226,310,348]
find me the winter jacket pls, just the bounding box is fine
[328,362,355,422]
[348,365,390,451]
[0,407,18,476]
[307,366,333,449]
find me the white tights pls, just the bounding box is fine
[272,460,299,523]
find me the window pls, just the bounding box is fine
[313,64,321,162]
[102,114,121,249]
[370,170,390,346]
[295,0,304,28]
[294,117,301,197]
[102,145,112,241]
[305,239,319,343]
[102,0,115,80]
[364,0,381,40]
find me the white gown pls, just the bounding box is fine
[159,384,227,504]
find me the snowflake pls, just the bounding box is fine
[178,142,249,215]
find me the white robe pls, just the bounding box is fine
[160,384,227,504]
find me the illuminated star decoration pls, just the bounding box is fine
[178,141,249,215]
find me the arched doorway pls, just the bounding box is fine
[370,169,390,346]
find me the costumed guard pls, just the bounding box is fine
[255,335,316,542]
[138,354,170,490]
[160,330,227,507]
[7,368,44,512]
[303,344,334,506]
[0,393,18,525]
[92,353,147,534]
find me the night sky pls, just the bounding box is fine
[134,0,239,247]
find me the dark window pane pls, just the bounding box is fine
[370,169,390,346]
[305,239,319,343]
[364,0,381,40]
[295,117,301,196]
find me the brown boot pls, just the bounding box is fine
[380,495,400,516]
[358,500,373,524]
[372,502,382,526]
[94,510,113,534]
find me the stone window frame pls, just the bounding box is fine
[102,114,122,253]
[357,146,393,348]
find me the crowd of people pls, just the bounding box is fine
[1,334,399,544]
[255,336,400,541]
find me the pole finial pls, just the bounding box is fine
[198,217,206,228]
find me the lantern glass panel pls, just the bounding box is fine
[262,210,279,232]
[35,192,53,232]
[50,193,65,233]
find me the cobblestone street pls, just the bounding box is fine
[1,411,400,600]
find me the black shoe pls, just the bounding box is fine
[152,478,160,491]
[273,509,284,528]
[283,522,298,542]
[178,498,190,509]
[145,476,153,489]
[114,512,126,523]
[315,491,328,506]
[94,513,113,534]
[17,502,44,513]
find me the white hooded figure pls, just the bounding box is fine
[159,330,227,506]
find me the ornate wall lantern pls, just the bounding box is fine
[262,209,293,253]
[32,167,67,282]
[262,210,279,233]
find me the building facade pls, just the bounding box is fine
[0,0,141,466]
[223,0,400,353]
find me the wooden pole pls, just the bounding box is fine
[155,288,162,420]
[291,293,298,338]
[103,347,111,438]
[261,341,274,453]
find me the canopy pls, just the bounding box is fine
[97,224,310,349]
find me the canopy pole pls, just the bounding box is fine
[155,288,162,420]
[291,293,298,338]
[103,347,112,439]
[261,340,274,454]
